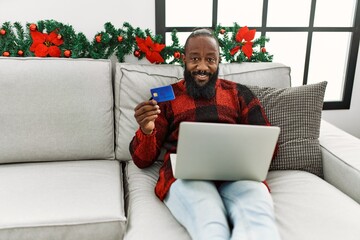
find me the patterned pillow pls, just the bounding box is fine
[247,81,327,177]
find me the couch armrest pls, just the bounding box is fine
[319,120,360,204]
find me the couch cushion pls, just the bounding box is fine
[124,161,360,240]
[0,58,115,164]
[114,63,184,161]
[123,161,190,240]
[0,160,126,240]
[268,170,360,240]
[114,62,291,161]
[219,62,291,88]
[248,82,327,177]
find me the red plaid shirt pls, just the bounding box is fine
[129,79,272,201]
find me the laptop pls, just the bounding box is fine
[170,122,280,181]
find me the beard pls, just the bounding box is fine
[184,66,219,100]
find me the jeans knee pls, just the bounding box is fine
[219,180,272,204]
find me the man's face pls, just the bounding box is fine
[183,36,220,99]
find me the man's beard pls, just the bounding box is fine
[184,67,219,100]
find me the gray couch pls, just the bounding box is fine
[0,57,359,240]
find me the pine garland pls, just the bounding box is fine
[0,20,273,64]
[215,23,273,63]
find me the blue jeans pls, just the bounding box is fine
[164,180,281,240]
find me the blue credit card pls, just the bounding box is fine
[150,85,175,103]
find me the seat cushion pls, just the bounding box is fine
[268,170,360,240]
[0,160,126,240]
[123,161,190,240]
[124,161,360,240]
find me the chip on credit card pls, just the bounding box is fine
[150,85,175,103]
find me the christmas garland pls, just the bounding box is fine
[0,20,272,64]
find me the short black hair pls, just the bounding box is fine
[184,28,219,52]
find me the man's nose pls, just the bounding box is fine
[196,60,209,71]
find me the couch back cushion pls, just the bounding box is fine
[0,58,115,164]
[114,62,291,161]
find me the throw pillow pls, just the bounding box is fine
[247,81,327,177]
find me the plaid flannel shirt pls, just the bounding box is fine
[129,79,272,201]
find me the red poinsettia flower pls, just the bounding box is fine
[30,31,64,57]
[230,26,256,58]
[135,36,165,63]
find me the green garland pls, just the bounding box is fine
[0,20,272,64]
[215,23,273,63]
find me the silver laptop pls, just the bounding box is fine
[170,122,280,181]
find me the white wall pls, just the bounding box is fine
[1,0,359,138]
[0,0,155,39]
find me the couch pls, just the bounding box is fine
[0,57,359,240]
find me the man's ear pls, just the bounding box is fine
[182,53,186,64]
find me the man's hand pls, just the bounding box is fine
[134,99,160,135]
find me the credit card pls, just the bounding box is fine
[150,85,175,103]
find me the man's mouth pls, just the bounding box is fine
[192,70,211,77]
[192,71,212,82]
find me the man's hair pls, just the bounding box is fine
[184,28,220,52]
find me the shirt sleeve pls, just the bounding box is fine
[129,104,169,168]
[237,84,270,126]
[237,84,279,159]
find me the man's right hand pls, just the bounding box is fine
[134,99,160,135]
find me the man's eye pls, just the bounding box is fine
[208,58,215,63]
[191,57,199,61]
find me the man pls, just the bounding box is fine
[129,28,281,240]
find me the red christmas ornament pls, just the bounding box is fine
[0,29,6,35]
[117,35,123,43]
[220,29,226,34]
[17,50,24,56]
[261,47,267,53]
[64,50,71,58]
[3,51,10,57]
[29,24,37,31]
[57,34,62,40]
[95,35,102,43]
[173,51,181,59]
[134,50,141,58]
